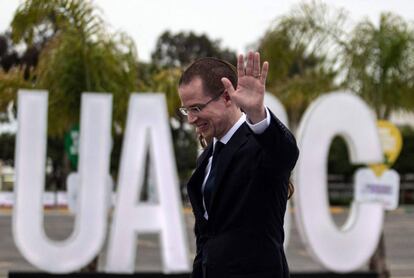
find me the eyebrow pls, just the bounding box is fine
[182,100,206,108]
[187,102,204,108]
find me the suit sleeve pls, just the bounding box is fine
[249,109,299,173]
[191,222,203,278]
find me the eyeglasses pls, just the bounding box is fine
[179,90,224,116]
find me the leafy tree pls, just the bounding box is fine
[136,61,158,92]
[151,30,237,68]
[0,29,45,82]
[9,0,138,136]
[342,12,414,119]
[0,69,31,111]
[0,33,20,72]
[0,0,140,201]
[257,1,340,129]
[152,67,182,116]
[0,32,37,110]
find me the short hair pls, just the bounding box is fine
[178,57,237,98]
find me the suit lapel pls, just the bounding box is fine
[208,123,251,214]
[187,143,212,219]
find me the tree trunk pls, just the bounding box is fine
[369,232,390,278]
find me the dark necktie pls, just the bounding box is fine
[203,141,225,214]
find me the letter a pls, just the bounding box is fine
[105,94,189,273]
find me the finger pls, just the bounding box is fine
[260,61,269,84]
[253,52,260,77]
[245,51,254,76]
[221,77,236,97]
[237,54,245,77]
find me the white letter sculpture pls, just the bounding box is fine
[294,92,384,272]
[13,91,112,273]
[105,93,189,273]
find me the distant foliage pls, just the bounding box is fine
[257,1,340,129]
[342,13,414,119]
[8,0,138,136]
[151,31,237,69]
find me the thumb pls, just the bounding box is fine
[221,77,236,97]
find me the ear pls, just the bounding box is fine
[223,90,231,104]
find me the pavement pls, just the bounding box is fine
[0,206,413,278]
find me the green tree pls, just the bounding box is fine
[151,67,183,116]
[342,12,414,119]
[0,33,20,73]
[4,0,139,204]
[257,1,341,129]
[151,30,237,69]
[0,32,38,110]
[1,0,140,206]
[10,0,138,136]
[0,69,31,110]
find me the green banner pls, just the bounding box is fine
[64,125,79,169]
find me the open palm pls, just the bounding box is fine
[222,51,269,123]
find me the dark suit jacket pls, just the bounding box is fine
[187,111,299,278]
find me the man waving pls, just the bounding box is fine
[178,51,299,278]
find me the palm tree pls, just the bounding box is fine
[10,0,138,136]
[342,12,414,120]
[257,1,342,130]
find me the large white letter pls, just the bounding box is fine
[264,93,288,126]
[106,93,189,273]
[13,91,112,273]
[294,92,384,272]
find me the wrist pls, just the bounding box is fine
[246,106,266,124]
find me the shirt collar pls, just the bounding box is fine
[214,113,246,146]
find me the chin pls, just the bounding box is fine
[201,132,213,145]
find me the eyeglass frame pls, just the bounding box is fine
[179,90,225,116]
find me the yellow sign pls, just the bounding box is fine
[369,121,403,176]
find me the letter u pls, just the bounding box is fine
[13,90,112,273]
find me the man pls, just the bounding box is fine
[178,51,299,278]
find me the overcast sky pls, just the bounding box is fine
[1,0,414,62]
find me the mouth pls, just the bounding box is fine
[196,123,209,133]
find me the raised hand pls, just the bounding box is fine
[221,51,269,124]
